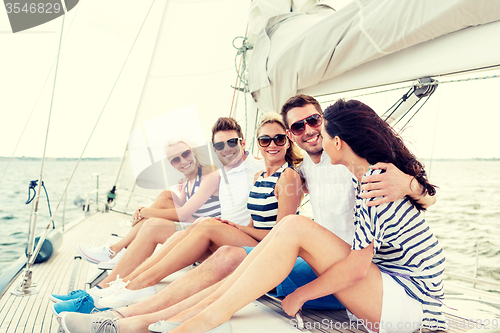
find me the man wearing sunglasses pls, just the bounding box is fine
[281,94,435,232]
[282,95,436,239]
[210,117,265,226]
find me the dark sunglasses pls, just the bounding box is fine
[257,134,287,147]
[213,138,242,151]
[169,149,192,166]
[289,114,323,136]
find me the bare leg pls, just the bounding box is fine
[168,215,383,333]
[116,282,223,333]
[118,223,202,283]
[108,190,179,255]
[125,218,258,290]
[109,219,145,255]
[120,246,247,317]
[99,218,177,287]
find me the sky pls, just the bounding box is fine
[1,0,499,161]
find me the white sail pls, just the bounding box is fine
[247,0,500,112]
[130,0,251,138]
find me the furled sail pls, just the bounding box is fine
[247,0,500,112]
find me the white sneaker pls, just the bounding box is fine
[97,248,125,270]
[148,320,181,332]
[88,276,127,299]
[97,285,156,309]
[76,244,115,264]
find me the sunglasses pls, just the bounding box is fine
[169,149,192,166]
[257,134,287,147]
[289,114,323,136]
[213,138,242,151]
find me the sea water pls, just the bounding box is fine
[1,159,499,290]
[424,160,500,284]
[0,158,124,274]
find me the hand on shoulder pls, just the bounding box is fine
[359,162,412,207]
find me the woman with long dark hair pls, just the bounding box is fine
[134,99,446,333]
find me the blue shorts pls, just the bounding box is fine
[242,246,344,310]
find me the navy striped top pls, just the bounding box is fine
[185,166,221,219]
[247,162,297,229]
[352,169,446,330]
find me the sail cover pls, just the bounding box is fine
[247,0,500,112]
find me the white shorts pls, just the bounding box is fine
[349,272,423,333]
[174,221,191,232]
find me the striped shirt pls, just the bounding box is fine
[185,166,221,219]
[247,162,297,229]
[352,169,446,330]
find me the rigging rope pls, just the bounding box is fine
[0,3,83,188]
[231,36,253,140]
[25,12,66,270]
[381,87,413,122]
[319,72,500,103]
[110,0,163,202]
[47,0,158,221]
[27,0,158,267]
[427,86,443,179]
[25,180,55,229]
[397,94,432,132]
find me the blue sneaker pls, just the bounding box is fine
[49,289,89,303]
[52,294,95,316]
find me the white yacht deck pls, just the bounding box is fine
[0,211,496,333]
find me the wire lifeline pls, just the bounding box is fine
[320,72,500,103]
[25,11,66,273]
[46,0,159,225]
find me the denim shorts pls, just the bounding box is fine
[242,246,344,310]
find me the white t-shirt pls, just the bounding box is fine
[299,151,355,244]
[219,152,265,225]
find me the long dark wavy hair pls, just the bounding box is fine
[323,99,436,211]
